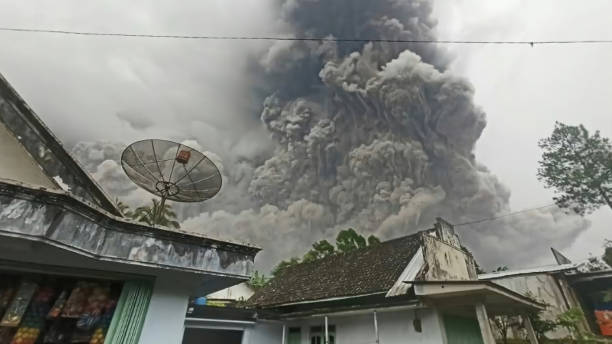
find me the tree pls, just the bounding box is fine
[491,315,519,344]
[247,271,268,290]
[302,240,336,263]
[115,198,133,218]
[336,228,367,252]
[524,292,558,341]
[537,121,612,215]
[271,257,300,277]
[117,198,181,229]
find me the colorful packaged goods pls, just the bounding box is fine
[9,287,56,344]
[0,288,15,310]
[88,298,117,344]
[43,319,74,344]
[47,290,68,319]
[10,326,40,344]
[77,286,110,330]
[61,282,93,318]
[0,282,37,327]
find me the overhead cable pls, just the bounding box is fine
[454,204,557,227]
[1,27,612,45]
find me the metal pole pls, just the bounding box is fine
[324,316,329,344]
[374,310,380,344]
[281,324,286,344]
[155,196,167,225]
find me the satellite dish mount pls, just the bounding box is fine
[121,139,222,225]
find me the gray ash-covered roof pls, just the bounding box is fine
[248,232,423,307]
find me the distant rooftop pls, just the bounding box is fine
[247,232,423,308]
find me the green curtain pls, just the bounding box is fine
[105,280,154,344]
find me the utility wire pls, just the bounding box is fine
[454,204,557,227]
[1,27,612,45]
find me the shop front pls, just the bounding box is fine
[0,71,261,343]
[0,270,137,344]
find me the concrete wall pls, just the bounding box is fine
[491,274,576,339]
[243,322,283,344]
[422,235,472,281]
[0,120,57,189]
[139,276,192,344]
[243,309,445,344]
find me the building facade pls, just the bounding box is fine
[0,73,260,344]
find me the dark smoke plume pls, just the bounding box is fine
[74,0,588,271]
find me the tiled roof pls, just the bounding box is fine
[248,232,423,307]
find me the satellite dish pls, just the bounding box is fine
[121,139,222,223]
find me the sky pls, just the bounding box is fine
[432,0,612,263]
[0,0,610,268]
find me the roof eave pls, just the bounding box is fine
[0,179,260,277]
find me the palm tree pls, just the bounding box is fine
[116,198,180,229]
[115,198,133,218]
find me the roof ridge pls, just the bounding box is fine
[278,231,425,275]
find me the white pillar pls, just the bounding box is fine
[282,324,287,344]
[324,316,329,344]
[474,302,496,344]
[373,311,380,344]
[523,314,539,344]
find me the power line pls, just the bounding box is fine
[1,27,612,45]
[454,204,557,227]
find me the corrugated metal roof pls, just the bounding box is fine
[478,263,577,280]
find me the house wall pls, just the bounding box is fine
[243,322,283,344]
[422,235,472,281]
[139,276,192,344]
[242,309,445,344]
[0,120,58,189]
[490,273,576,339]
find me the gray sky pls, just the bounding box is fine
[0,0,610,266]
[433,0,612,263]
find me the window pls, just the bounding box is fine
[310,325,335,344]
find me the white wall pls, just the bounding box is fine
[491,274,574,339]
[243,322,283,344]
[139,276,192,344]
[0,121,58,189]
[243,309,445,344]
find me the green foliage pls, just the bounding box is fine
[537,122,612,215]
[491,315,520,344]
[247,271,268,290]
[524,292,558,341]
[132,199,180,229]
[115,198,133,217]
[115,198,180,229]
[493,266,509,272]
[271,257,301,277]
[336,228,367,252]
[271,228,380,277]
[302,240,335,263]
[556,307,593,341]
[367,235,381,246]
